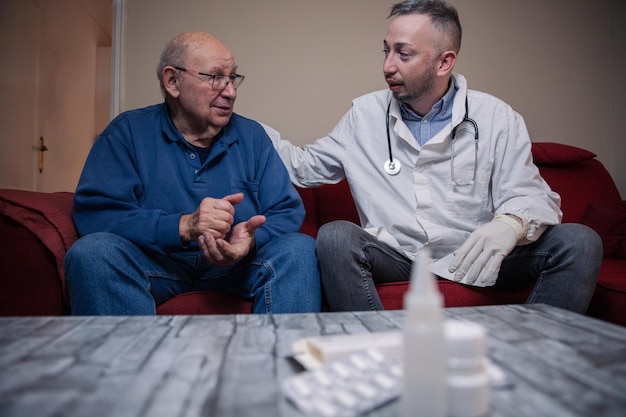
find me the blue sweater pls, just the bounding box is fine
[73,103,304,256]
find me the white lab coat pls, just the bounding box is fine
[266,73,561,282]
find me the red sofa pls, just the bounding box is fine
[1,143,624,325]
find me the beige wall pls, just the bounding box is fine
[0,0,40,190]
[118,0,626,198]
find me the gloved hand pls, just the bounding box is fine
[449,215,524,286]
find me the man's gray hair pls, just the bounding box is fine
[156,38,188,98]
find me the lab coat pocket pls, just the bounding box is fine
[444,168,490,220]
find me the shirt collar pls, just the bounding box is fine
[160,102,236,147]
[400,78,457,123]
[160,102,186,143]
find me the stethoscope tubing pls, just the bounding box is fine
[384,97,478,186]
[384,100,401,175]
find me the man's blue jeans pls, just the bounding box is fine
[316,221,602,313]
[65,232,321,315]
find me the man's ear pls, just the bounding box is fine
[162,67,181,98]
[437,50,457,76]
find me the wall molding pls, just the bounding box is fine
[111,0,124,118]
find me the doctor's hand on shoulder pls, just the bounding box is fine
[449,215,526,286]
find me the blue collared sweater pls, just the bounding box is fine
[73,103,304,256]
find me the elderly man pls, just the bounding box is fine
[65,32,321,315]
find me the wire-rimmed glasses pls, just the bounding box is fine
[174,67,245,89]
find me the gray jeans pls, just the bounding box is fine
[315,221,602,313]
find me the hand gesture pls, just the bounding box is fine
[198,215,266,266]
[179,193,244,245]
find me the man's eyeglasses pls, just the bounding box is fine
[174,67,245,89]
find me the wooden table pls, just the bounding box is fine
[0,304,625,417]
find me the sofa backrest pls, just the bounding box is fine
[296,181,359,238]
[296,142,623,232]
[532,142,623,223]
[537,159,621,223]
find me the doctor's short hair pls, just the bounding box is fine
[389,0,462,54]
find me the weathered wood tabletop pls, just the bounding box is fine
[0,304,624,417]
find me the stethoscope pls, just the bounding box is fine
[383,98,479,187]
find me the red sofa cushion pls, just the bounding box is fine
[532,142,596,165]
[0,216,69,315]
[296,186,318,238]
[156,291,253,315]
[586,258,626,326]
[533,143,623,224]
[582,202,626,258]
[313,181,360,226]
[377,281,533,310]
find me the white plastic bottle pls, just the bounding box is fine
[400,247,447,417]
[445,320,491,417]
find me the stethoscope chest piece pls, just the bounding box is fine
[384,100,401,176]
[384,159,401,175]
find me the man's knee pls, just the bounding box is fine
[316,220,361,254]
[282,232,316,251]
[67,232,127,259]
[265,232,316,259]
[65,232,136,282]
[552,223,602,258]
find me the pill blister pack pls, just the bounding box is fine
[282,348,401,417]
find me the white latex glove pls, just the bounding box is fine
[449,215,525,286]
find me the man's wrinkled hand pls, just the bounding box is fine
[198,215,266,266]
[179,193,243,245]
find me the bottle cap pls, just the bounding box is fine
[445,320,486,365]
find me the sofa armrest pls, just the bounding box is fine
[0,189,77,306]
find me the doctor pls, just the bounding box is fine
[267,0,601,312]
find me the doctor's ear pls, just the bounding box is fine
[437,50,457,76]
